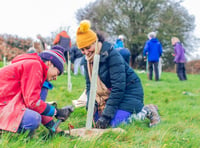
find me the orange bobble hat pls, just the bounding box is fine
[76,20,97,49]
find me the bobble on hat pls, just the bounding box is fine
[79,20,91,33]
[76,20,97,49]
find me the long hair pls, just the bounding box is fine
[96,32,105,43]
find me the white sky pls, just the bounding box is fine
[0,0,199,41]
[0,0,95,40]
[182,0,200,36]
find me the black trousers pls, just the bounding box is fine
[176,63,187,80]
[148,62,159,81]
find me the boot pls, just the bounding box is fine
[144,104,160,127]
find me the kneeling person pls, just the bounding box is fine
[76,20,160,129]
[0,45,73,136]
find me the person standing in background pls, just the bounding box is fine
[37,34,48,51]
[70,46,84,75]
[53,31,71,62]
[171,37,187,81]
[114,35,131,65]
[114,35,124,49]
[143,32,162,81]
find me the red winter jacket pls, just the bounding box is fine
[0,53,49,132]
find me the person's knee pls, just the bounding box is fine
[18,110,42,133]
[32,113,42,129]
[26,112,42,130]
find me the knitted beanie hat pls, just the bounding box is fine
[39,45,66,75]
[76,20,97,49]
[51,45,65,54]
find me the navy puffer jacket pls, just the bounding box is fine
[83,41,144,119]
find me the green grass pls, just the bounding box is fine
[1,68,200,148]
[0,61,3,68]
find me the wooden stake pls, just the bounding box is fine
[146,55,149,78]
[3,56,7,67]
[67,51,72,92]
[86,40,99,129]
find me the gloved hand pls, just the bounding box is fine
[55,106,74,122]
[96,116,111,129]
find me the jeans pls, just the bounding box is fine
[176,63,187,80]
[74,57,84,75]
[148,61,159,81]
[18,109,41,133]
[18,85,50,133]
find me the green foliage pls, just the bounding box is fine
[1,70,200,147]
[76,0,197,69]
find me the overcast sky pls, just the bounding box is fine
[0,0,199,41]
[0,0,95,39]
[182,0,200,36]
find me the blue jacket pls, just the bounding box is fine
[173,42,186,63]
[143,38,162,62]
[114,39,124,49]
[83,42,144,119]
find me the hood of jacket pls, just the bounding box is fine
[150,38,159,43]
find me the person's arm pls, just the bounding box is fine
[159,43,163,57]
[102,49,126,119]
[96,48,126,129]
[53,34,60,45]
[21,61,55,116]
[69,38,72,48]
[143,41,149,58]
[174,44,181,62]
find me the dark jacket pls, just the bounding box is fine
[173,42,186,63]
[53,31,71,61]
[70,46,84,64]
[143,38,162,62]
[83,42,144,119]
[116,47,131,64]
[53,31,71,52]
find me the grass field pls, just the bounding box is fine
[0,68,200,148]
